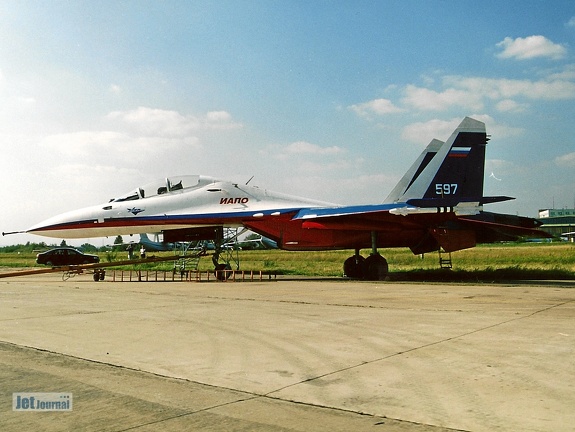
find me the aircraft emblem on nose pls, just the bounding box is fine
[127,207,144,215]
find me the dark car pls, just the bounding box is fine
[36,247,100,267]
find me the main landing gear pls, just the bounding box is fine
[343,232,389,281]
[343,251,388,281]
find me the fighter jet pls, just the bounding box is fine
[18,117,549,280]
[138,233,181,252]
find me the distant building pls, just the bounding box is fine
[538,208,575,239]
[538,208,575,218]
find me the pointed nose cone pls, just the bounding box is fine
[27,205,104,239]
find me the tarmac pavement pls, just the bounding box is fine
[0,273,574,431]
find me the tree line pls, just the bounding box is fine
[0,236,127,254]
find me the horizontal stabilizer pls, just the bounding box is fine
[478,196,515,205]
[406,195,514,208]
[459,211,553,242]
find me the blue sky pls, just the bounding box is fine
[1,1,574,246]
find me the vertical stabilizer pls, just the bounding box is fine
[397,117,490,207]
[384,138,444,203]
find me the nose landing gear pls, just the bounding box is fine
[211,228,242,280]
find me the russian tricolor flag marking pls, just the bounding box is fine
[448,147,471,158]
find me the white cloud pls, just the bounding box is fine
[348,98,404,117]
[555,152,575,168]
[204,110,243,129]
[486,158,513,172]
[262,141,345,160]
[296,159,353,174]
[401,118,461,145]
[284,173,395,205]
[107,107,200,137]
[566,17,575,28]
[0,69,39,121]
[106,106,241,137]
[24,106,244,205]
[351,66,575,117]
[337,173,398,201]
[40,130,129,157]
[402,85,483,111]
[445,75,575,101]
[283,141,344,155]
[495,99,527,113]
[547,64,575,80]
[109,84,122,94]
[51,164,141,196]
[206,110,230,122]
[400,115,522,146]
[41,130,201,161]
[496,35,567,60]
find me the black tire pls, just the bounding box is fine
[214,263,232,281]
[343,255,366,279]
[364,254,389,281]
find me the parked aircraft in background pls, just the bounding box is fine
[138,232,277,252]
[12,117,550,280]
[138,233,181,252]
[255,235,278,250]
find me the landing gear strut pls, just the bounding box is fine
[212,253,232,281]
[343,232,389,281]
[211,227,243,280]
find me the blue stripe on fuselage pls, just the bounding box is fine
[293,203,405,220]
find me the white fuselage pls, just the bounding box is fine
[27,175,335,239]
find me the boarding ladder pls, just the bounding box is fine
[171,240,206,276]
[438,248,453,269]
[173,253,202,276]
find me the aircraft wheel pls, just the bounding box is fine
[364,254,389,281]
[214,263,232,281]
[343,255,366,279]
[93,270,106,282]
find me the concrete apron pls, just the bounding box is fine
[0,275,574,431]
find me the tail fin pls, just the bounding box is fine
[384,138,443,203]
[395,117,513,209]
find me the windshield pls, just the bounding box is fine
[112,175,204,202]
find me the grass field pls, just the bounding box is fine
[1,242,574,281]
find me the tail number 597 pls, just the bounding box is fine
[435,183,458,195]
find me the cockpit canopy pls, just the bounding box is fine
[111,175,216,202]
